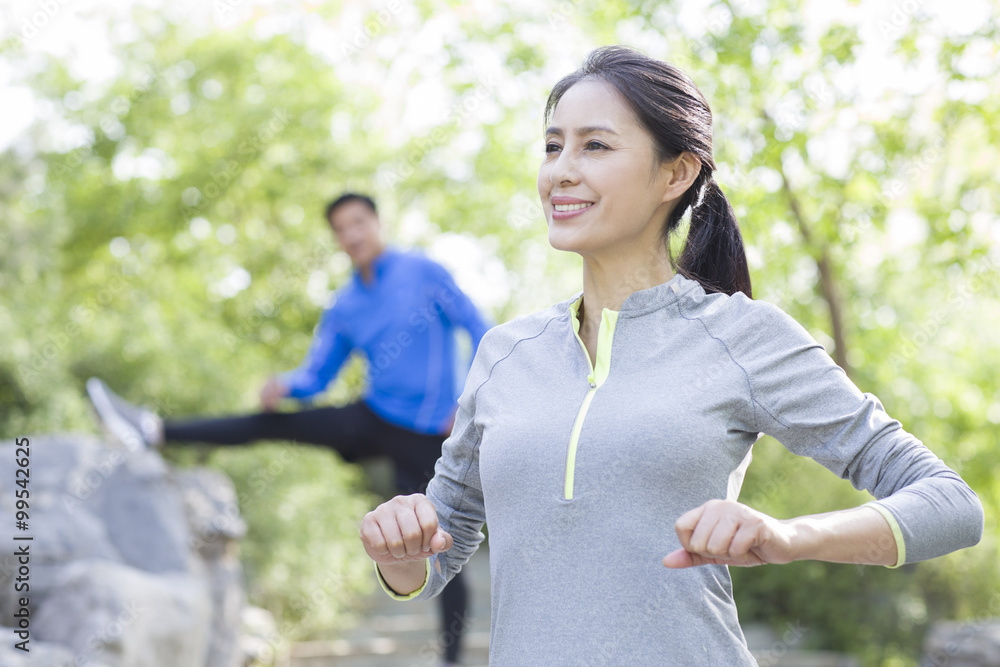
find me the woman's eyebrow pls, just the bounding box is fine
[545,125,619,137]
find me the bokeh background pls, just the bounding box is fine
[1,0,998,664]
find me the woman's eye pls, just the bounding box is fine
[544,140,607,153]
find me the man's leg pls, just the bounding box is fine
[438,566,469,664]
[87,376,383,460]
[163,402,379,463]
[372,415,471,666]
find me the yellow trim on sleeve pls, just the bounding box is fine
[865,502,906,569]
[374,558,431,600]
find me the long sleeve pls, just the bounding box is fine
[280,303,353,400]
[721,298,984,566]
[423,258,493,353]
[373,326,492,601]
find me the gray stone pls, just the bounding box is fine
[87,451,192,574]
[0,434,251,667]
[240,606,280,666]
[922,618,1000,667]
[33,559,211,667]
[176,468,248,667]
[0,435,124,620]
[175,467,247,550]
[0,634,77,666]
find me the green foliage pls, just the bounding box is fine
[2,1,998,661]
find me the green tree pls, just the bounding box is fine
[1,1,997,661]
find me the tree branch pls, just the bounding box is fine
[777,168,853,377]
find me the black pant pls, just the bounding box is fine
[164,401,469,663]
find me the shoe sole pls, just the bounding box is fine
[86,378,147,452]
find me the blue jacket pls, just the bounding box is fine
[281,246,492,434]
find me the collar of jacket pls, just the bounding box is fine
[563,271,702,320]
[352,246,398,288]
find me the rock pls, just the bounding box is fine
[0,434,250,667]
[240,606,281,666]
[0,635,76,666]
[176,469,249,667]
[33,559,212,667]
[175,467,247,552]
[86,446,193,574]
[922,618,1000,667]
[0,435,124,619]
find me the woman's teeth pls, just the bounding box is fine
[554,203,593,211]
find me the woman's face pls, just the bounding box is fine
[538,78,682,258]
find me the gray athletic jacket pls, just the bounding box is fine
[374,272,984,665]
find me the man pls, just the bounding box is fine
[87,192,492,667]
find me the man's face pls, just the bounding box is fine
[328,200,382,267]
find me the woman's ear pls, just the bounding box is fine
[658,151,702,204]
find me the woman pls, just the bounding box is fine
[359,45,984,665]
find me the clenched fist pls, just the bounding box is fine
[662,499,797,568]
[361,493,453,565]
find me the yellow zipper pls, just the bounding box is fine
[564,375,597,500]
[564,300,618,500]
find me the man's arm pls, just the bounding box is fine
[424,259,493,352]
[279,304,353,400]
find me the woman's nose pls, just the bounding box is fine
[549,149,579,186]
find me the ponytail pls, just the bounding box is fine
[676,179,752,299]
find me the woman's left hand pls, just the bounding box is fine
[662,499,797,568]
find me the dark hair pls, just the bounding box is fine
[543,45,752,299]
[324,192,377,223]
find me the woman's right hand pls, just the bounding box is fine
[361,493,453,564]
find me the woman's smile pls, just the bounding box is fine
[552,196,595,219]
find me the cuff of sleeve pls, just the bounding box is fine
[278,372,305,399]
[374,558,431,600]
[864,502,906,568]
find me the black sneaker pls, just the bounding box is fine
[86,377,164,450]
